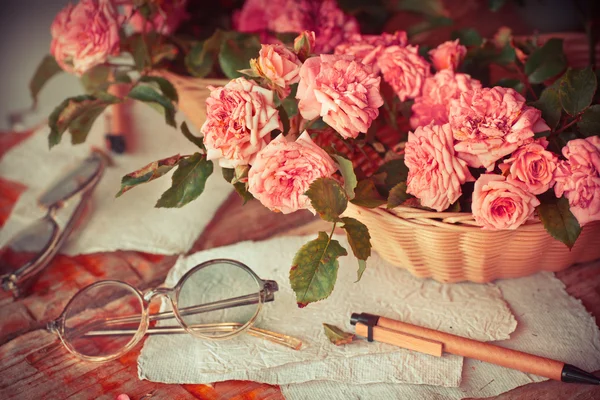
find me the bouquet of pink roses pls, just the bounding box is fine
[116,24,600,307]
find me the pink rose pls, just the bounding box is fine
[201,78,282,168]
[296,54,383,139]
[254,44,302,98]
[410,70,482,129]
[449,87,550,170]
[50,0,121,75]
[294,31,316,59]
[248,131,337,214]
[429,40,467,71]
[334,31,407,74]
[124,0,189,35]
[499,138,558,195]
[472,174,540,230]
[554,137,600,226]
[378,45,431,101]
[234,0,359,54]
[405,124,474,211]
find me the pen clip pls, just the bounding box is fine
[355,322,443,357]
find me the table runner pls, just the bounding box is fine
[137,235,516,387]
[0,105,232,255]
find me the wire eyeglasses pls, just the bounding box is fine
[1,151,105,297]
[46,259,302,362]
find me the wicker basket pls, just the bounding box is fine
[343,202,600,283]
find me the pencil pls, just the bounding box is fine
[350,312,599,385]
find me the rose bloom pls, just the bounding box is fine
[405,123,474,211]
[254,44,302,97]
[294,30,316,58]
[296,54,383,139]
[472,174,540,230]
[449,87,550,170]
[201,77,282,168]
[378,45,431,101]
[248,131,337,214]
[50,0,121,75]
[429,40,467,71]
[499,138,558,195]
[234,0,359,54]
[334,31,407,74]
[410,70,482,129]
[554,137,600,226]
[124,0,189,35]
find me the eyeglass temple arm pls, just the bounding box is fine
[49,282,280,341]
[82,323,302,350]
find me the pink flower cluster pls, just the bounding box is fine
[234,0,359,53]
[248,132,337,214]
[296,54,383,139]
[410,70,482,129]
[125,0,189,35]
[201,77,282,168]
[554,137,600,226]
[334,31,407,74]
[405,124,474,211]
[449,86,550,170]
[51,0,121,75]
[253,44,302,97]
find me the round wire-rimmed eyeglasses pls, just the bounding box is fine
[45,259,302,362]
[0,150,106,298]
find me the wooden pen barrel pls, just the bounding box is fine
[377,316,564,381]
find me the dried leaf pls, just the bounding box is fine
[323,323,355,345]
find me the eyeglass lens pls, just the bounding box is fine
[63,282,144,359]
[0,218,58,278]
[177,261,263,338]
[38,154,103,208]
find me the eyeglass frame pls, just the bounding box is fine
[1,151,106,297]
[46,258,299,363]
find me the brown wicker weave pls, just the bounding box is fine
[343,202,600,283]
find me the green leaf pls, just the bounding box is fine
[290,231,348,307]
[151,43,178,65]
[374,158,409,195]
[451,28,483,47]
[577,104,600,137]
[117,154,183,197]
[30,55,63,104]
[48,94,120,148]
[186,40,216,78]
[524,39,567,84]
[356,259,367,282]
[395,0,447,17]
[127,85,176,127]
[323,323,354,345]
[181,121,205,150]
[341,216,371,281]
[114,70,132,84]
[558,67,597,116]
[387,182,410,209]
[333,155,358,200]
[139,76,179,103]
[222,167,234,183]
[80,65,110,94]
[305,177,348,222]
[495,78,525,93]
[222,167,253,203]
[350,179,386,208]
[533,86,562,129]
[218,33,262,79]
[536,195,581,249]
[282,84,299,118]
[488,0,507,11]
[129,34,151,71]
[155,153,213,208]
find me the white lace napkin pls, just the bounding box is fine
[0,104,232,255]
[137,235,516,387]
[281,268,600,399]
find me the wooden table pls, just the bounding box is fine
[0,130,599,400]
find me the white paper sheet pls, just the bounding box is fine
[0,104,232,255]
[281,268,600,399]
[137,235,516,387]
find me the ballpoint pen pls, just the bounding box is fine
[351,312,599,385]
